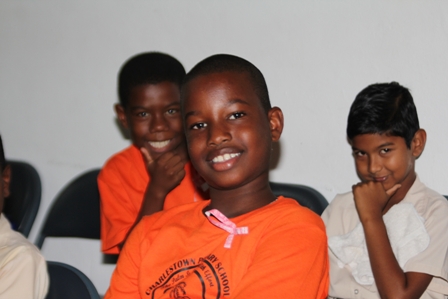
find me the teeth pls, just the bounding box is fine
[148,140,170,148]
[212,153,240,163]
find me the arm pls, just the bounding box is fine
[117,147,187,251]
[232,212,329,299]
[353,181,432,299]
[99,146,186,253]
[0,247,49,299]
[135,146,187,222]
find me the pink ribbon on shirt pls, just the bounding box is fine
[205,209,249,249]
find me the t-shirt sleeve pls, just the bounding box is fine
[99,161,140,254]
[232,209,329,299]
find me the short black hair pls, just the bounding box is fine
[0,135,6,172]
[347,82,419,148]
[118,52,186,108]
[182,54,271,113]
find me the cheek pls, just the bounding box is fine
[169,118,184,134]
[130,121,148,137]
[186,134,204,158]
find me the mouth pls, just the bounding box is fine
[372,176,388,182]
[208,151,242,172]
[212,153,241,163]
[148,139,171,149]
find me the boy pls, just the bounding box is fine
[0,135,49,298]
[322,82,448,298]
[104,54,329,298]
[99,52,208,254]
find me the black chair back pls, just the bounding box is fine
[3,160,41,237]
[35,169,100,249]
[270,182,328,215]
[46,261,100,299]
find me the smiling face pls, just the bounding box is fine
[182,71,282,191]
[116,82,185,160]
[350,131,426,202]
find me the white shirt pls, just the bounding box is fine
[322,176,448,299]
[0,214,49,299]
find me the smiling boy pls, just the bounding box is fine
[99,52,207,254]
[322,82,448,299]
[105,54,329,299]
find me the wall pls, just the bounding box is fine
[1,0,447,294]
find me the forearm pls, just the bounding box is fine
[136,182,168,222]
[363,218,431,299]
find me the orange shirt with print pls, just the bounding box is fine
[105,196,329,299]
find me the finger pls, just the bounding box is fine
[140,147,154,165]
[385,184,401,196]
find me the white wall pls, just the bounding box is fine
[1,0,447,294]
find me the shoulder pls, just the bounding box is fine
[138,201,209,232]
[101,146,141,169]
[247,197,327,236]
[321,191,354,220]
[406,180,448,221]
[99,146,144,179]
[0,221,45,267]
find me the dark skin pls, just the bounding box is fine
[115,82,188,248]
[182,71,284,219]
[0,164,11,214]
[351,129,432,299]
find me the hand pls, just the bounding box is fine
[141,146,187,196]
[352,181,401,223]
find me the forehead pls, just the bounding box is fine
[351,133,407,149]
[182,71,260,108]
[128,82,180,106]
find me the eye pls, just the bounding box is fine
[137,111,148,117]
[190,122,207,130]
[380,148,391,154]
[229,112,245,120]
[166,108,178,115]
[353,151,365,157]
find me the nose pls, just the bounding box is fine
[368,155,382,174]
[207,122,231,146]
[149,114,169,132]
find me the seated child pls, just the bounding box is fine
[322,82,448,298]
[0,135,49,299]
[99,52,208,254]
[104,54,329,298]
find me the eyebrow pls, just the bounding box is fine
[351,142,395,151]
[184,98,250,120]
[130,101,180,111]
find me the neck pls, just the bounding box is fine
[205,177,276,218]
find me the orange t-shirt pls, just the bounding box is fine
[98,145,207,254]
[105,196,329,299]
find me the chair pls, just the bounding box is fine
[3,160,42,237]
[35,169,101,249]
[46,261,100,299]
[270,181,328,215]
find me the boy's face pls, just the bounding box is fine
[0,165,11,213]
[116,82,185,160]
[182,71,283,190]
[350,131,425,201]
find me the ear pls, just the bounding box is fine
[411,129,426,159]
[2,165,11,198]
[115,103,129,129]
[267,107,284,142]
